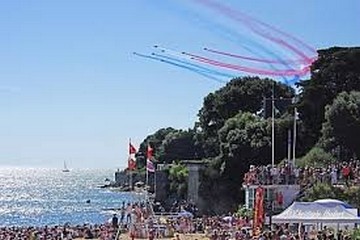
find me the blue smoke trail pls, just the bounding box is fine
[152,53,236,78]
[133,52,227,83]
[155,1,297,84]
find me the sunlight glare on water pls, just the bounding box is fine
[0,168,144,226]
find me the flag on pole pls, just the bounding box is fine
[146,144,155,172]
[146,159,155,173]
[129,142,137,155]
[128,140,137,170]
[146,144,153,160]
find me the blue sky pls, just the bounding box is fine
[0,0,359,169]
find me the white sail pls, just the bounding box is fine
[62,161,70,172]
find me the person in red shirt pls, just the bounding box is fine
[342,163,351,186]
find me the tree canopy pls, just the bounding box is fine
[320,91,360,158]
[297,47,360,150]
[196,77,294,158]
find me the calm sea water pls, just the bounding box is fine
[0,168,144,227]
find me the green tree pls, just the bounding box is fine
[138,128,199,165]
[297,47,360,151]
[196,77,294,158]
[206,112,292,209]
[344,186,360,209]
[301,182,345,202]
[298,147,336,167]
[167,163,189,199]
[320,91,360,158]
[136,127,176,168]
[157,129,198,163]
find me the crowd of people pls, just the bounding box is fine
[243,159,360,187]
[0,223,119,240]
[0,205,357,239]
[0,201,154,240]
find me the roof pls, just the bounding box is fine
[314,199,353,208]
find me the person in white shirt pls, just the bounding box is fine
[271,167,279,184]
[331,168,338,185]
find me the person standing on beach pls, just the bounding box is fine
[112,214,119,228]
[121,204,126,224]
[126,203,132,224]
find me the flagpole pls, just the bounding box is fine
[146,166,149,201]
[129,138,133,191]
[154,167,157,201]
[130,169,133,191]
[271,89,275,167]
[293,107,297,168]
[146,142,149,202]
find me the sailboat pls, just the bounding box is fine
[62,161,70,172]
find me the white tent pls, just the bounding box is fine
[314,199,352,208]
[272,201,360,224]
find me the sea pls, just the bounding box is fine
[0,168,145,227]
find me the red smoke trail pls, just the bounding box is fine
[184,52,310,76]
[195,58,310,76]
[194,0,316,63]
[204,47,317,65]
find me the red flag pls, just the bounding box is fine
[147,144,153,160]
[253,187,265,233]
[128,157,136,170]
[129,143,137,154]
[128,139,137,170]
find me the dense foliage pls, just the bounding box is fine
[301,182,360,209]
[320,91,360,158]
[167,163,189,199]
[297,47,360,150]
[195,77,294,158]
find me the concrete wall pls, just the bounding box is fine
[155,170,169,202]
[184,161,206,213]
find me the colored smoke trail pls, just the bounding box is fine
[194,0,316,63]
[154,45,299,83]
[204,47,316,65]
[133,52,226,83]
[156,1,303,85]
[184,52,310,76]
[157,1,295,67]
[151,53,236,78]
[156,2,310,83]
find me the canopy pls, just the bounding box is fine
[314,199,354,209]
[272,202,360,224]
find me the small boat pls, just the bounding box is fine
[62,161,70,172]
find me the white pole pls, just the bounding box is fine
[146,166,149,201]
[288,129,291,162]
[272,94,275,167]
[154,168,157,201]
[293,107,297,168]
[130,170,133,191]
